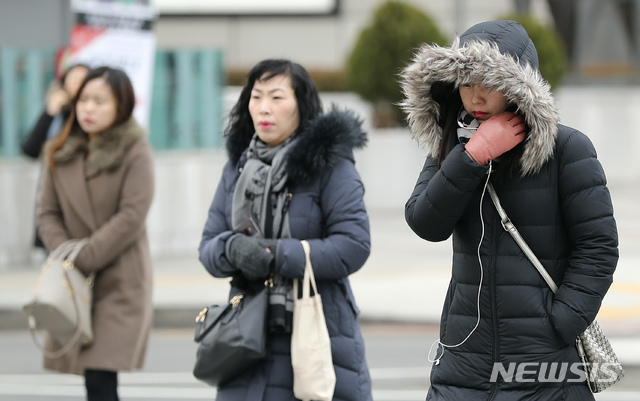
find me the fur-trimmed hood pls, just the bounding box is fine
[227,107,367,186]
[45,118,146,172]
[400,20,560,176]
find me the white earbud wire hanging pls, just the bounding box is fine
[428,161,493,365]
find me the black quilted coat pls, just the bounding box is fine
[401,20,618,400]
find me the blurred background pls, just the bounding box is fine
[2,0,640,265]
[1,1,639,400]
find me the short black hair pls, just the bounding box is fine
[224,59,323,150]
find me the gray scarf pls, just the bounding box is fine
[231,134,294,239]
[231,134,296,333]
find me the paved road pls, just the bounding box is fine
[0,324,638,401]
[1,324,431,400]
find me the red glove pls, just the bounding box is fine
[465,113,526,165]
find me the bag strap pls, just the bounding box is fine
[46,240,79,263]
[293,240,318,300]
[194,303,233,342]
[27,238,91,358]
[66,238,89,262]
[486,183,559,293]
[28,297,84,358]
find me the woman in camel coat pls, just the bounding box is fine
[37,66,154,401]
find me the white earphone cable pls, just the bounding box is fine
[428,161,493,365]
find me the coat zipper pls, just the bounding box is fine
[487,213,501,401]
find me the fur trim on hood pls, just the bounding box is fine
[227,107,367,186]
[45,118,146,172]
[400,20,560,176]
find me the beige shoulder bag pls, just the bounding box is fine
[23,238,94,358]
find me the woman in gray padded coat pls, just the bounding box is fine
[198,58,373,401]
[400,20,619,400]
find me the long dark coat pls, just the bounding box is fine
[401,21,619,400]
[37,118,155,375]
[198,108,373,401]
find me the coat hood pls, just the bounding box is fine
[45,118,146,172]
[400,20,560,176]
[227,107,367,186]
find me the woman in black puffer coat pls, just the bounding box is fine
[401,20,619,400]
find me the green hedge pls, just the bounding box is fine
[499,14,569,89]
[345,1,448,126]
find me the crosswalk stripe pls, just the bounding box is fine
[0,367,430,384]
[1,370,634,401]
[0,384,215,399]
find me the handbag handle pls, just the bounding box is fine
[486,183,559,293]
[293,240,319,300]
[193,303,233,342]
[27,238,91,358]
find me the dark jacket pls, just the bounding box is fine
[198,108,373,401]
[22,110,56,158]
[401,21,618,400]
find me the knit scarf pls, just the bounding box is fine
[231,134,293,239]
[231,133,294,333]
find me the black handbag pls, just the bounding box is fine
[192,285,268,386]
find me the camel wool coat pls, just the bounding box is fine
[37,118,155,375]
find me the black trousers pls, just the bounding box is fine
[84,369,119,401]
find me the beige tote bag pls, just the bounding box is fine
[291,240,336,401]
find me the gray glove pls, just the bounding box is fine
[227,235,277,280]
[259,238,278,257]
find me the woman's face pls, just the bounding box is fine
[459,84,510,123]
[76,77,118,139]
[248,73,300,147]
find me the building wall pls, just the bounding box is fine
[2,86,639,269]
[0,0,72,47]
[153,0,553,70]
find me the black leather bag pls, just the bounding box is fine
[193,286,268,386]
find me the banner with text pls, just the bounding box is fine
[65,1,157,127]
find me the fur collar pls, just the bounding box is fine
[400,33,560,176]
[227,107,367,186]
[46,118,145,172]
